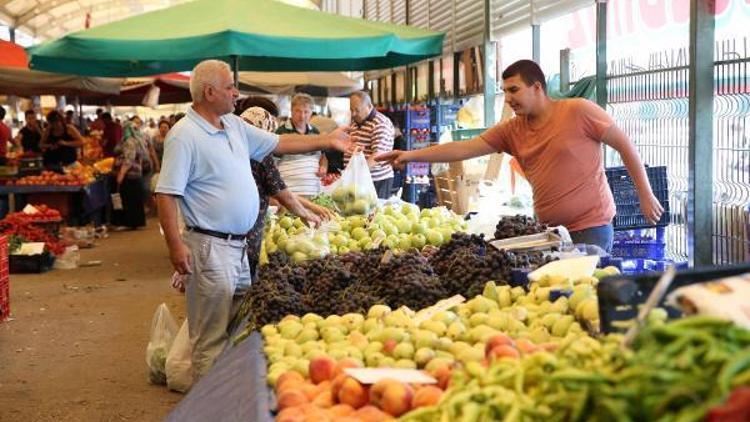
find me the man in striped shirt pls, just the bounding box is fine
[347,91,396,199]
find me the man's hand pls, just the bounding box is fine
[328,127,355,154]
[639,192,664,225]
[316,166,327,178]
[169,241,193,275]
[375,150,410,170]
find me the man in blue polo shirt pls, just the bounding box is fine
[156,60,352,379]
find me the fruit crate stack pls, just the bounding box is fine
[605,166,686,273]
[0,235,10,322]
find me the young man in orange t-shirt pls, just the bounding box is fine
[376,60,662,252]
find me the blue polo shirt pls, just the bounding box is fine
[156,107,279,234]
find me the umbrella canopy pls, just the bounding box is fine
[0,39,123,97]
[239,71,361,96]
[27,0,444,77]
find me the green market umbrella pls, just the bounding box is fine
[27,0,444,77]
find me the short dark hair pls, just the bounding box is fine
[96,108,103,115]
[0,107,5,120]
[46,110,63,124]
[65,110,74,116]
[101,112,113,121]
[158,119,171,129]
[25,109,36,117]
[502,60,547,92]
[236,96,279,117]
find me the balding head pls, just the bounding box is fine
[349,91,373,124]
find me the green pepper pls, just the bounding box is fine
[718,349,750,396]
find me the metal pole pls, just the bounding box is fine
[9,26,16,43]
[405,67,413,104]
[687,0,715,266]
[595,1,607,108]
[483,0,497,127]
[532,25,540,64]
[560,48,571,92]
[232,55,239,88]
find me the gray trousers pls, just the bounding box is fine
[182,231,251,379]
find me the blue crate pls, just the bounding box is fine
[612,227,666,259]
[621,258,688,275]
[606,166,670,230]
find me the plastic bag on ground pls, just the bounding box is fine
[166,320,194,393]
[146,303,178,385]
[329,151,378,216]
[53,245,80,270]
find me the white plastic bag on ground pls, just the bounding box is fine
[329,151,378,216]
[146,303,178,385]
[166,320,194,393]
[53,245,80,270]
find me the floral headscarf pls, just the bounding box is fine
[240,107,278,133]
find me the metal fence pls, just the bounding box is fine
[604,37,750,264]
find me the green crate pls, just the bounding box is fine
[451,128,486,141]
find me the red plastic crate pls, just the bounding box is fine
[0,235,8,322]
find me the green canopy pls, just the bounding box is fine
[28,0,444,77]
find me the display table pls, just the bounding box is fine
[165,332,273,422]
[0,178,110,225]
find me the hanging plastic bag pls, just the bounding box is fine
[282,225,330,264]
[111,192,123,211]
[329,151,378,216]
[146,303,178,385]
[166,320,194,393]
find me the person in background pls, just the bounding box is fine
[236,101,336,278]
[100,112,123,158]
[89,108,105,132]
[13,109,42,154]
[0,107,10,164]
[310,112,344,174]
[348,91,395,199]
[377,59,663,252]
[65,110,83,132]
[145,119,159,139]
[274,93,326,197]
[150,119,171,168]
[40,110,84,170]
[112,116,148,230]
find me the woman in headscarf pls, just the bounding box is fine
[236,97,336,278]
[112,116,148,230]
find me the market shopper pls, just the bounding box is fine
[112,117,148,230]
[13,109,42,154]
[0,107,10,163]
[239,105,335,278]
[40,110,84,169]
[150,120,170,168]
[377,60,663,252]
[347,91,396,199]
[311,113,345,173]
[100,112,123,158]
[275,93,326,197]
[155,60,352,379]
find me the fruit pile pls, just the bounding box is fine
[493,215,548,240]
[11,170,90,187]
[263,204,468,263]
[2,204,61,223]
[0,215,67,255]
[236,233,553,330]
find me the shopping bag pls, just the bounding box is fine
[146,303,178,385]
[111,192,123,210]
[329,151,378,216]
[166,320,194,393]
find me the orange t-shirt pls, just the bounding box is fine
[480,98,616,232]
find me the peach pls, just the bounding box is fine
[427,364,453,390]
[328,404,356,418]
[487,344,520,361]
[330,373,348,401]
[356,405,394,422]
[277,379,305,396]
[484,334,515,357]
[331,417,361,422]
[382,339,398,355]
[335,358,363,377]
[310,355,338,384]
[301,383,321,401]
[515,339,539,354]
[337,377,369,409]
[276,406,305,422]
[277,371,306,393]
[277,389,309,410]
[369,379,414,417]
[313,390,335,408]
[412,385,443,408]
[301,404,331,422]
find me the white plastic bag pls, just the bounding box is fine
[53,245,80,270]
[111,192,123,210]
[146,303,178,385]
[166,320,194,393]
[283,226,330,263]
[329,151,378,216]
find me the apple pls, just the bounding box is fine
[369,379,414,417]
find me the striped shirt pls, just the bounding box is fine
[346,109,395,182]
[275,121,322,197]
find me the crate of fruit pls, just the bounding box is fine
[9,251,55,274]
[597,261,750,333]
[606,166,670,230]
